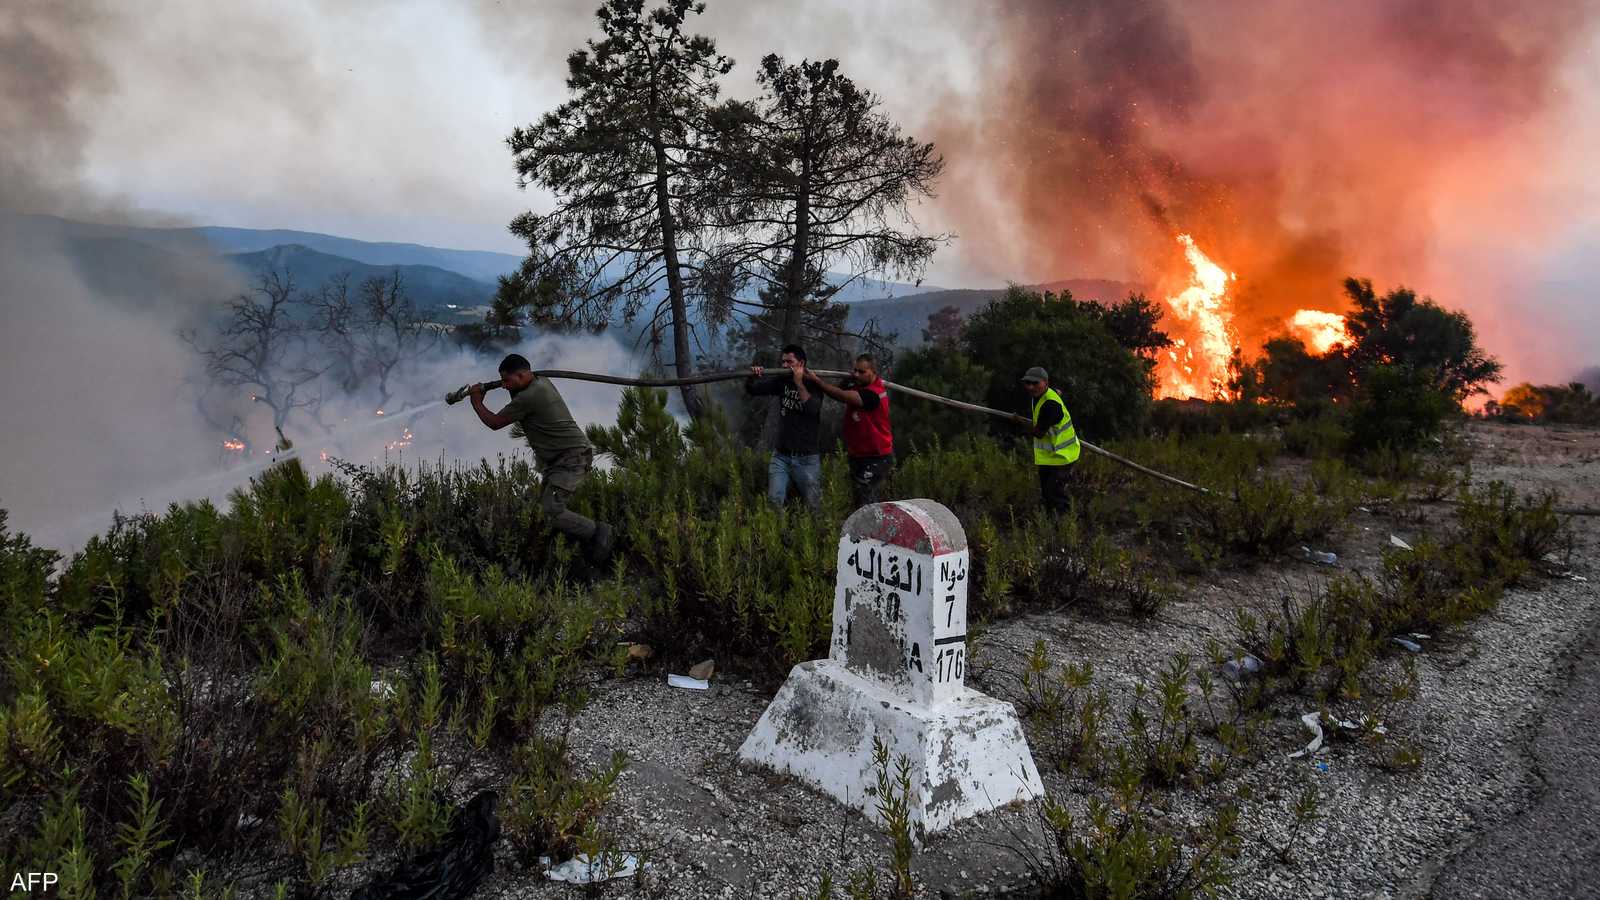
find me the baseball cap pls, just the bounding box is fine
[1021,366,1048,383]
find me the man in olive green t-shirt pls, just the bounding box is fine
[469,353,614,564]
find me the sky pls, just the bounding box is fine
[68,0,988,274]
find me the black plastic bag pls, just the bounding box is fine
[350,791,500,900]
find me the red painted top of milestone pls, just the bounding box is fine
[841,500,967,555]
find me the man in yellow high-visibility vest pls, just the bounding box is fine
[1021,366,1080,514]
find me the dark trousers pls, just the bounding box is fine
[848,454,894,509]
[539,447,599,540]
[1038,464,1074,514]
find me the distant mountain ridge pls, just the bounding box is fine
[8,213,1139,347]
[224,244,495,316]
[191,226,524,284]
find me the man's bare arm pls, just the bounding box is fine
[470,386,516,430]
[792,365,812,403]
[805,371,864,407]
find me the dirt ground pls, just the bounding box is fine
[383,421,1600,899]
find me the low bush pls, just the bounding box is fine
[1230,481,1569,700]
[1013,644,1239,898]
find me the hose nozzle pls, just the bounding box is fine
[445,380,503,405]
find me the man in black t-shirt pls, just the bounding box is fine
[746,344,824,510]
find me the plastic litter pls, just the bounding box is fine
[1288,711,1325,758]
[667,674,709,691]
[1391,637,1423,652]
[1289,711,1380,758]
[350,791,499,900]
[1221,654,1262,680]
[1389,534,1414,551]
[1314,761,1331,773]
[1299,546,1338,566]
[542,852,642,884]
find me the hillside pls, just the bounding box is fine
[223,244,495,316]
[190,226,524,284]
[10,212,1154,349]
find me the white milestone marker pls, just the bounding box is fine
[739,500,1043,836]
[831,511,969,707]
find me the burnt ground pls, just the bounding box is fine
[295,421,1600,900]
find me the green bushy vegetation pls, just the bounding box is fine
[0,384,1426,895]
[0,263,1544,896]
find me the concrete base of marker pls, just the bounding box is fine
[738,659,1043,836]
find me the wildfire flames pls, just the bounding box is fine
[385,428,414,451]
[221,438,246,452]
[1158,234,1238,399]
[1287,310,1351,354]
[1155,234,1350,399]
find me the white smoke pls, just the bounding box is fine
[4,312,641,553]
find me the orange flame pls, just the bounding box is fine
[1156,234,1238,399]
[222,438,246,451]
[1288,309,1350,354]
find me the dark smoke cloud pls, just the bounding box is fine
[0,2,117,214]
[931,0,1600,371]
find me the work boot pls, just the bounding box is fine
[586,522,615,565]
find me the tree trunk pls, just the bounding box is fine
[653,138,704,419]
[782,154,812,350]
[760,168,812,452]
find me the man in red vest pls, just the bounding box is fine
[806,354,893,509]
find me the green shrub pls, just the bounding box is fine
[1034,792,1236,900]
[1452,482,1568,575]
[420,551,620,744]
[961,286,1154,440]
[502,738,624,865]
[889,347,996,456]
[1283,412,1348,458]
[1347,364,1455,455]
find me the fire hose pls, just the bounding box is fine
[446,369,1214,495]
[443,371,1600,517]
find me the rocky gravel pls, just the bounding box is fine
[459,422,1600,899]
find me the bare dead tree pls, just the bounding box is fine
[181,269,326,433]
[310,272,442,410]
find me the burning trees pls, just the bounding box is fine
[185,267,448,456]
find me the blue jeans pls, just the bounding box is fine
[767,452,822,510]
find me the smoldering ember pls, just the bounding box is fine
[2,2,1599,898]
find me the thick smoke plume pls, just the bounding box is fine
[933,0,1600,374]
